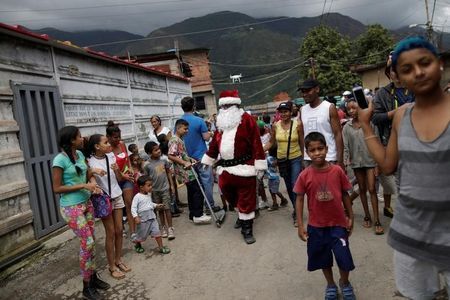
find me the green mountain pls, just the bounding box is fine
[33,11,450,106]
[121,11,369,105]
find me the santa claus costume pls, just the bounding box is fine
[201,90,267,244]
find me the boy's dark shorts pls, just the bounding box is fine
[307,225,355,272]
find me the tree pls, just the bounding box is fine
[354,24,395,65]
[299,25,360,95]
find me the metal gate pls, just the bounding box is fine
[11,82,66,238]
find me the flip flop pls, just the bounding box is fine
[116,262,131,273]
[363,216,372,228]
[374,221,384,235]
[109,268,125,280]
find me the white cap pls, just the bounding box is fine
[343,91,351,96]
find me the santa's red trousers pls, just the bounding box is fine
[218,171,256,214]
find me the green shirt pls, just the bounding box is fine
[52,150,91,207]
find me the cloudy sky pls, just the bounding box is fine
[1,0,449,35]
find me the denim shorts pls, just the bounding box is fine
[119,180,134,190]
[307,225,355,272]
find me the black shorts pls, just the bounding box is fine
[307,225,355,272]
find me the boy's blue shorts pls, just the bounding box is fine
[306,225,355,272]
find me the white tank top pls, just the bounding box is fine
[301,100,337,161]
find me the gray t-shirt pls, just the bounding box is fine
[144,159,170,192]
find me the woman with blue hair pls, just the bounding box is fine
[359,36,450,299]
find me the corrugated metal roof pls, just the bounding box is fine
[0,22,190,82]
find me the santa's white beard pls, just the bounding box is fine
[216,106,244,130]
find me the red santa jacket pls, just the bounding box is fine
[201,112,267,177]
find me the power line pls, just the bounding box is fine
[431,0,437,24]
[182,55,304,68]
[212,61,306,85]
[247,71,297,99]
[319,0,327,25]
[0,0,192,13]
[86,17,293,47]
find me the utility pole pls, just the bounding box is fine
[309,57,316,79]
[424,0,434,44]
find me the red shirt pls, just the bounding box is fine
[293,164,351,228]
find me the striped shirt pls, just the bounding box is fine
[388,106,450,268]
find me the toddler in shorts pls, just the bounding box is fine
[131,175,170,254]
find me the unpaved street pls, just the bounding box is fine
[1,185,399,300]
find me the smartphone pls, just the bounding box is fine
[352,86,368,109]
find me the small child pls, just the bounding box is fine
[294,132,355,300]
[343,97,383,235]
[129,153,144,195]
[129,143,149,161]
[168,119,211,224]
[131,175,171,254]
[144,141,175,240]
[266,155,288,211]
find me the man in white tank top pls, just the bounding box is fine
[298,78,344,169]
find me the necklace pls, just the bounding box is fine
[93,154,106,159]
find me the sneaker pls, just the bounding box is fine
[130,232,137,242]
[340,282,356,300]
[258,200,269,210]
[384,207,394,218]
[168,227,175,240]
[193,214,212,224]
[161,226,168,238]
[324,285,338,300]
[377,193,384,202]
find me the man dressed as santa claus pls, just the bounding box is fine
[201,90,267,244]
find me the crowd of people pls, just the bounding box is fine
[52,36,449,300]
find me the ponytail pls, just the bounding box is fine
[57,126,82,175]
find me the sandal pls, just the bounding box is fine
[134,244,145,253]
[374,221,384,235]
[280,198,288,207]
[115,262,131,273]
[109,268,125,280]
[363,216,372,228]
[159,246,171,254]
[268,205,279,211]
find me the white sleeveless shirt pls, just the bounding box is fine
[301,100,337,161]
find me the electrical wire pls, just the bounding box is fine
[431,0,437,24]
[319,0,327,25]
[0,0,193,13]
[86,17,293,47]
[212,61,306,85]
[246,71,297,99]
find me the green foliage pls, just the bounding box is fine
[300,25,360,95]
[353,24,395,65]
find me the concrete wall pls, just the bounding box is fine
[0,31,190,260]
[360,67,390,91]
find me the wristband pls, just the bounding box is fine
[364,135,377,141]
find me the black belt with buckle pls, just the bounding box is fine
[216,154,252,167]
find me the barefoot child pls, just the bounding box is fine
[295,132,355,300]
[343,97,384,235]
[144,141,175,240]
[131,175,170,254]
[359,36,450,299]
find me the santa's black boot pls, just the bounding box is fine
[241,219,256,244]
[234,218,242,229]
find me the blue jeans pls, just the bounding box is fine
[194,163,215,208]
[280,157,302,218]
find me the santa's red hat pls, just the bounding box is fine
[218,90,241,106]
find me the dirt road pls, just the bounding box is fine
[1,185,400,299]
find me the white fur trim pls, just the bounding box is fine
[220,126,238,159]
[254,159,268,170]
[216,164,256,177]
[218,97,241,106]
[201,154,216,166]
[239,211,255,220]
